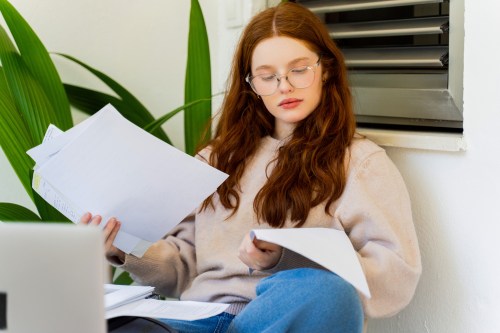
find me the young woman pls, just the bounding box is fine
[82,3,421,332]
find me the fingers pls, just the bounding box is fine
[103,218,120,246]
[253,239,281,252]
[79,212,92,224]
[78,213,125,264]
[238,233,282,271]
[78,212,102,226]
[103,218,125,264]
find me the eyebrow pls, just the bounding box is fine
[254,56,312,72]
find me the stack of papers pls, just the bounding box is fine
[105,284,155,311]
[104,284,229,320]
[27,104,228,257]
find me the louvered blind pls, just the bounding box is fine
[296,0,463,131]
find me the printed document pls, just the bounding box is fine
[105,284,155,311]
[104,284,229,320]
[251,228,371,298]
[106,299,229,321]
[27,104,228,256]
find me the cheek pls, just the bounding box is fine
[261,98,278,115]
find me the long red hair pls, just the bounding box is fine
[200,2,356,228]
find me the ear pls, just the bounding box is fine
[322,71,328,82]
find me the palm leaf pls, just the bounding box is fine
[63,83,173,144]
[143,98,210,135]
[0,202,41,221]
[0,0,72,129]
[56,54,170,142]
[185,0,212,155]
[0,73,33,198]
[112,267,134,285]
[63,84,123,116]
[0,26,57,145]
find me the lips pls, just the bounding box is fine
[278,98,303,109]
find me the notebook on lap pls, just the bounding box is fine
[0,223,107,333]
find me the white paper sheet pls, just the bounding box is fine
[104,284,155,311]
[29,112,104,168]
[251,228,371,298]
[27,104,228,256]
[105,299,229,321]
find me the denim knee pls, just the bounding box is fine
[259,267,354,294]
[230,268,363,333]
[258,268,363,319]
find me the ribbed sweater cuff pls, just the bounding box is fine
[225,302,248,315]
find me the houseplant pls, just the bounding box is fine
[0,0,212,283]
[0,0,212,221]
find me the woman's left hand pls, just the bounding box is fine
[238,233,283,271]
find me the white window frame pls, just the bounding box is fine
[293,0,465,150]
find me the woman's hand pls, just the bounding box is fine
[238,233,283,271]
[79,212,125,265]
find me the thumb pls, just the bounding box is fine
[253,238,281,252]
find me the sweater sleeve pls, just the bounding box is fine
[337,149,421,318]
[120,213,197,298]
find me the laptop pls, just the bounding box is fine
[0,223,107,333]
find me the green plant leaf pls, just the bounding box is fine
[143,98,210,136]
[64,84,123,116]
[0,71,34,198]
[185,0,212,155]
[0,202,41,221]
[64,83,173,144]
[0,25,58,146]
[112,268,134,285]
[56,54,170,142]
[0,0,72,130]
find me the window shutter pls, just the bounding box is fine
[296,0,463,131]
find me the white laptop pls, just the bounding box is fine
[0,223,107,333]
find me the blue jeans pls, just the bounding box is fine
[161,268,363,333]
[162,312,235,333]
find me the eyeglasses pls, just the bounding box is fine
[245,57,321,96]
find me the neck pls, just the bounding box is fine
[273,121,295,140]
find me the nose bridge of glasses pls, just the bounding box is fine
[276,73,293,88]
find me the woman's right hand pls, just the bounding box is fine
[79,212,126,265]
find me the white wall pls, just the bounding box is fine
[367,1,500,332]
[1,1,500,332]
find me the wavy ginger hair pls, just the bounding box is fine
[200,2,356,228]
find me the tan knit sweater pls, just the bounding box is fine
[121,136,421,318]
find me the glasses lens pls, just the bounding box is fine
[249,64,317,96]
[288,66,315,89]
[250,75,278,96]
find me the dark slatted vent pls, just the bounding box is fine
[295,0,462,132]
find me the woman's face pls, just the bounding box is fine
[250,36,323,139]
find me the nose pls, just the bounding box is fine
[277,75,294,93]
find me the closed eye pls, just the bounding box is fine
[256,74,277,82]
[290,66,309,74]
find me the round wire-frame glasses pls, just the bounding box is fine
[245,56,321,96]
